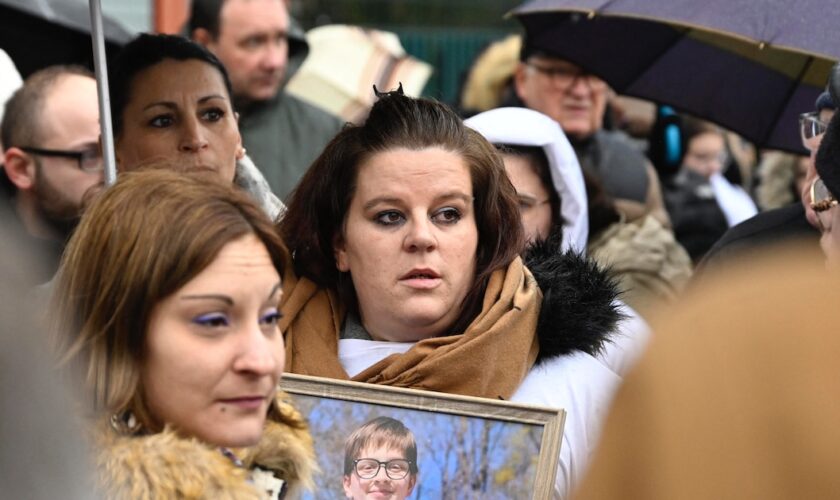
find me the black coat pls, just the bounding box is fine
[664,169,730,262]
[524,236,623,364]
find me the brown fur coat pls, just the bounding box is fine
[95,391,317,499]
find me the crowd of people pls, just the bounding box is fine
[2,0,840,498]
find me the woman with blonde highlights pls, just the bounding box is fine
[53,169,315,498]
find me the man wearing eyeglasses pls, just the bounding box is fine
[513,42,670,228]
[697,88,835,274]
[1,65,103,278]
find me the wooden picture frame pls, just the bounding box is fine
[281,373,566,500]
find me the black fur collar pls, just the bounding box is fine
[524,236,624,364]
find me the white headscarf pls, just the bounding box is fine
[0,50,23,135]
[465,107,589,252]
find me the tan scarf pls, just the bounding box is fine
[280,257,542,400]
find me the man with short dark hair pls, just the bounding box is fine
[1,65,103,280]
[514,44,670,227]
[189,0,342,199]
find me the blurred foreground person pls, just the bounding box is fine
[0,198,96,498]
[1,65,104,281]
[51,170,315,498]
[280,89,623,497]
[109,33,283,220]
[573,246,840,500]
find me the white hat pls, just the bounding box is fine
[465,107,589,252]
[0,49,23,137]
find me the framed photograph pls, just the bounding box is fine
[281,374,566,500]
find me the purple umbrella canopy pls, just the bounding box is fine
[511,0,840,153]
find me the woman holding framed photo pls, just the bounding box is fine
[279,88,623,497]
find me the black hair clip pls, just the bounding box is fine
[373,82,405,98]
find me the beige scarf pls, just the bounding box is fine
[280,257,542,400]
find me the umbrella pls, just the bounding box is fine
[285,25,432,124]
[511,0,840,153]
[0,0,132,78]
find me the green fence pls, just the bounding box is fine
[293,0,523,107]
[393,27,515,106]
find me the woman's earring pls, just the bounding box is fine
[110,410,141,435]
[236,146,247,160]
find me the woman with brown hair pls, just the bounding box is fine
[278,89,623,497]
[108,33,284,220]
[52,169,315,498]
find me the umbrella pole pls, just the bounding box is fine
[88,0,117,186]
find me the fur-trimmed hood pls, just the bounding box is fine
[95,391,317,499]
[524,236,624,364]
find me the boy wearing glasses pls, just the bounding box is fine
[342,417,418,500]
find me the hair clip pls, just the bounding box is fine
[373,83,405,99]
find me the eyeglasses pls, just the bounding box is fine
[19,146,103,173]
[526,61,607,91]
[810,177,838,232]
[353,458,412,480]
[799,112,828,152]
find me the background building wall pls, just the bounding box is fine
[102,0,151,32]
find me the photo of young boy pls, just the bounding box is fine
[342,416,419,500]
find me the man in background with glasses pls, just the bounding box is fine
[513,39,671,228]
[1,65,103,280]
[343,416,418,500]
[697,81,836,275]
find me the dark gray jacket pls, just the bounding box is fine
[238,19,343,200]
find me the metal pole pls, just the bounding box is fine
[88,0,117,186]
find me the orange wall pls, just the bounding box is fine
[154,0,190,34]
